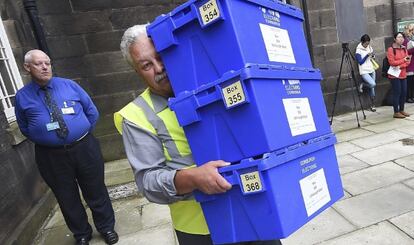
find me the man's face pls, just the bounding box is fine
[129,37,173,98]
[24,51,52,86]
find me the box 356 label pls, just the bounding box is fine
[222,81,246,107]
[240,171,263,193]
[199,0,220,25]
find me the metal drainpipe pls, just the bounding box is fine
[300,0,314,65]
[390,0,396,33]
[23,0,50,54]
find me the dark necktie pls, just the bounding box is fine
[42,87,69,138]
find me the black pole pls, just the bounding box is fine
[23,0,50,55]
[301,0,314,66]
[391,0,396,33]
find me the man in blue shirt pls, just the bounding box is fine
[15,49,118,245]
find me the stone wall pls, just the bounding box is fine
[34,0,186,161]
[307,0,414,114]
[0,1,54,244]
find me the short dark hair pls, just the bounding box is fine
[394,32,404,39]
[360,34,371,43]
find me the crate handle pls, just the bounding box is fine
[171,5,198,31]
[222,171,239,186]
[195,85,222,108]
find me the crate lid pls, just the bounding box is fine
[148,0,304,31]
[170,64,322,105]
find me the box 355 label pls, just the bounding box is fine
[222,81,246,108]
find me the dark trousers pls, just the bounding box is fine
[407,75,414,100]
[390,78,407,113]
[175,230,282,245]
[35,134,115,240]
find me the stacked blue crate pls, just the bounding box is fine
[147,0,343,244]
[147,0,313,94]
[169,64,332,165]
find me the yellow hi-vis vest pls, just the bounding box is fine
[114,88,209,235]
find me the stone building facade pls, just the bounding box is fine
[0,0,413,244]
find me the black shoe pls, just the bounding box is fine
[102,230,119,244]
[407,98,414,103]
[76,237,91,245]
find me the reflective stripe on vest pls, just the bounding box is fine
[113,88,209,234]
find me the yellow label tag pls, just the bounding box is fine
[221,81,246,107]
[240,171,263,193]
[199,0,220,25]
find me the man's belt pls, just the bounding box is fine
[38,132,89,150]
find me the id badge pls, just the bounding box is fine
[61,107,75,114]
[46,121,60,131]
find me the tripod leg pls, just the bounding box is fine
[345,53,361,127]
[330,49,346,125]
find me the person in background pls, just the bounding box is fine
[15,50,118,245]
[403,24,414,103]
[387,32,411,118]
[114,24,282,245]
[356,34,377,112]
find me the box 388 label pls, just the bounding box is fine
[199,0,221,25]
[221,81,246,108]
[240,171,263,193]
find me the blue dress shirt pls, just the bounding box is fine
[15,77,99,146]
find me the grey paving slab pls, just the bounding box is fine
[404,178,414,189]
[362,112,395,124]
[104,159,134,186]
[44,206,65,229]
[318,221,414,245]
[334,142,363,156]
[351,141,414,165]
[114,223,176,245]
[33,224,73,245]
[349,130,408,149]
[367,105,393,114]
[343,190,352,199]
[281,208,356,245]
[395,154,414,171]
[335,128,374,143]
[341,162,414,195]
[395,125,414,136]
[331,118,370,133]
[334,184,414,228]
[140,202,172,230]
[337,154,369,175]
[332,113,362,121]
[389,211,414,238]
[362,118,414,133]
[109,198,144,237]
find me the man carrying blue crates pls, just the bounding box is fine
[114,24,282,245]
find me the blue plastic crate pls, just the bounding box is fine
[169,64,332,165]
[195,133,343,244]
[147,0,312,95]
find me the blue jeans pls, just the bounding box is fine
[390,78,407,113]
[361,72,376,97]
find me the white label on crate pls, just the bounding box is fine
[259,23,296,64]
[240,171,263,194]
[300,168,331,217]
[221,81,246,108]
[199,0,221,26]
[282,98,316,136]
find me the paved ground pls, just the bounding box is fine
[34,104,414,245]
